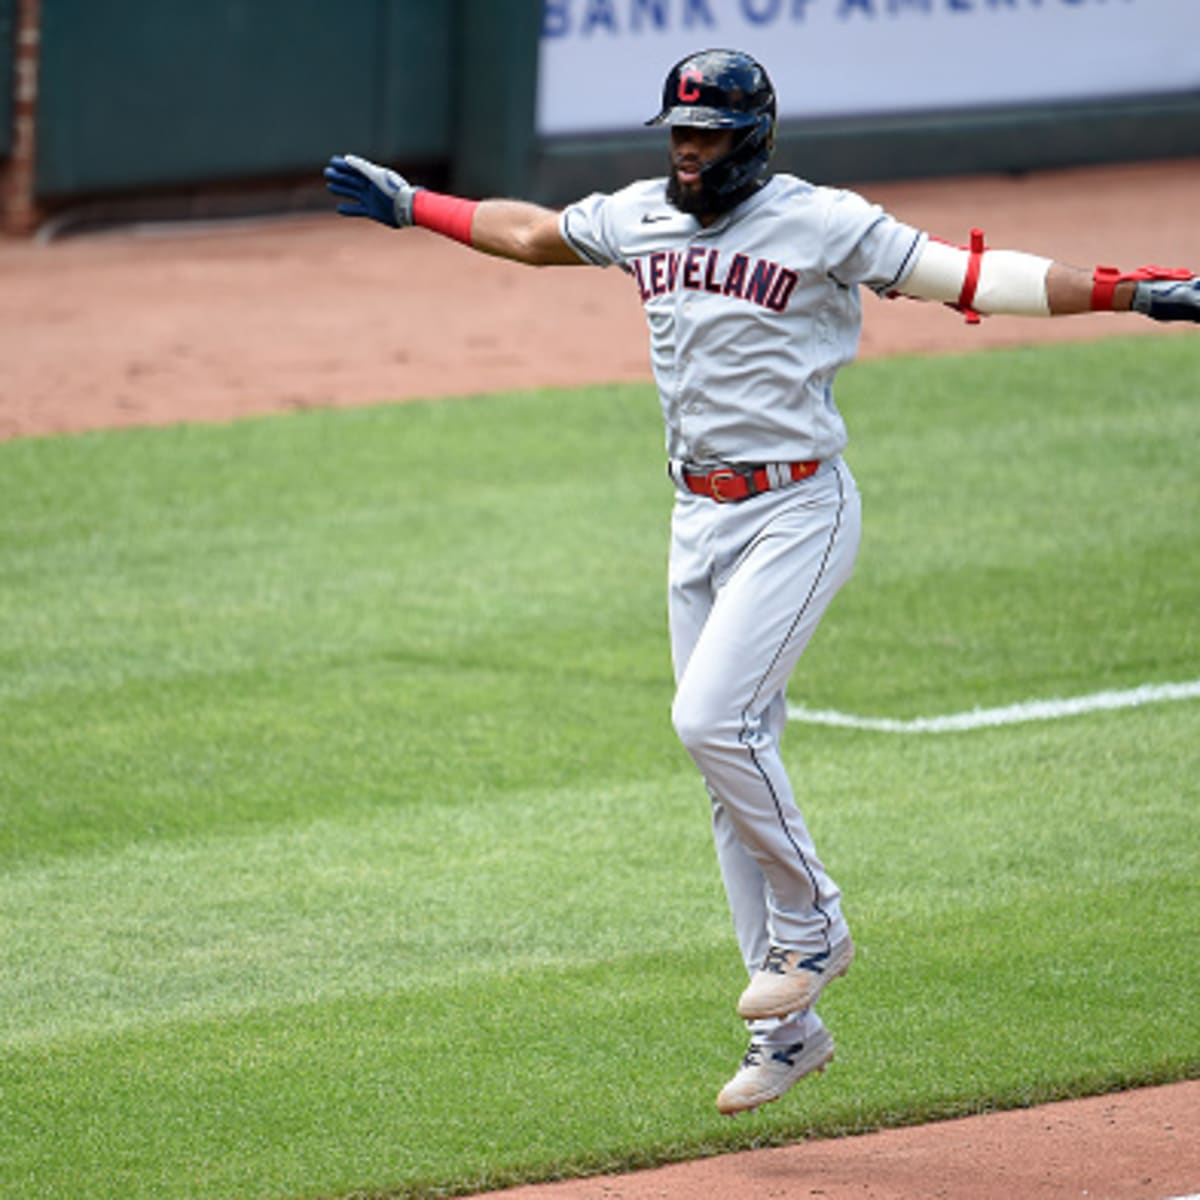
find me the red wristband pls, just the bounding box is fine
[412,190,478,246]
[1092,263,1192,311]
[1091,265,1122,311]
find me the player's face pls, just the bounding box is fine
[670,126,736,195]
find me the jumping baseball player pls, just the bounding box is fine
[325,49,1199,1116]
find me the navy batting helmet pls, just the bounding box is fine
[646,49,776,212]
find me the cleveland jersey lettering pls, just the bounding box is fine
[631,246,800,313]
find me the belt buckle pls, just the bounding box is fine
[707,468,740,503]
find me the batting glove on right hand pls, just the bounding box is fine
[1132,275,1200,323]
[324,154,419,229]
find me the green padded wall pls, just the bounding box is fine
[34,0,453,196]
[451,0,541,200]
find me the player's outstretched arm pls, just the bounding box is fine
[323,154,582,266]
[897,235,1200,323]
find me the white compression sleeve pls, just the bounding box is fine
[900,239,1052,316]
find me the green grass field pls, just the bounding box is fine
[2,335,1197,1199]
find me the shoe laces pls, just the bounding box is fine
[762,946,792,974]
[741,1039,806,1069]
[740,1043,766,1069]
[762,945,829,975]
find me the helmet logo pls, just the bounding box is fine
[678,69,702,103]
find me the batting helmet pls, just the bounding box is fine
[646,49,777,213]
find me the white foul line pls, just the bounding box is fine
[787,680,1200,734]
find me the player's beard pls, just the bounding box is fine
[666,158,719,217]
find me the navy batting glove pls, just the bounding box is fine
[324,154,419,228]
[1132,276,1200,323]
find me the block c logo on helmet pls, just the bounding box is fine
[678,69,703,102]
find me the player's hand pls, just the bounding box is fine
[1132,275,1200,323]
[324,154,419,228]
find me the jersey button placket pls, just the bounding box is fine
[674,234,703,457]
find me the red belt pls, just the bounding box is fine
[682,459,821,503]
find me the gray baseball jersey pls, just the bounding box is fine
[560,173,925,466]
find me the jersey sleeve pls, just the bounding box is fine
[822,189,925,295]
[559,192,623,269]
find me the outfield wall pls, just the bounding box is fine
[1,0,1198,234]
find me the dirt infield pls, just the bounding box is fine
[2,159,1197,1198]
[476,1082,1200,1200]
[2,159,1199,442]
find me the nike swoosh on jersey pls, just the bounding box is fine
[641,213,674,224]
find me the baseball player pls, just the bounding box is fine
[325,49,1199,1116]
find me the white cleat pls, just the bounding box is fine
[716,1026,835,1115]
[736,936,855,1021]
